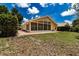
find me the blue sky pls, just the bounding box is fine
[0,3,77,24]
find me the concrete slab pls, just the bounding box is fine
[17,30,57,37]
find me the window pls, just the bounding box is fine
[31,22,37,30]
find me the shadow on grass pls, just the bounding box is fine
[0,35,16,39]
[75,35,79,40]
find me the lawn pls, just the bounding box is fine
[0,32,79,56]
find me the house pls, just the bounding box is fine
[58,22,68,27]
[57,22,70,31]
[21,16,57,32]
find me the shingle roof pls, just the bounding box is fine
[26,16,57,26]
[58,22,67,27]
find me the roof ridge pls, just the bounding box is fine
[25,16,57,26]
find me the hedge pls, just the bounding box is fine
[0,14,18,37]
[57,26,70,31]
[71,25,79,32]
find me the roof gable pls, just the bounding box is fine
[29,16,57,25]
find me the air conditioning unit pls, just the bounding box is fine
[0,31,2,34]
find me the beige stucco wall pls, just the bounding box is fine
[22,17,57,31]
[51,22,57,31]
[21,23,26,30]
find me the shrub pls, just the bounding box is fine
[57,26,70,31]
[0,14,18,37]
[76,35,79,39]
[57,23,70,31]
[57,27,70,31]
[71,25,79,32]
[72,18,79,32]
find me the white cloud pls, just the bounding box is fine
[40,3,57,7]
[16,3,30,8]
[35,15,39,18]
[35,15,40,18]
[71,3,79,10]
[71,3,78,8]
[64,20,72,25]
[59,3,64,5]
[31,17,34,19]
[23,17,28,22]
[31,15,40,20]
[61,9,76,16]
[12,4,15,7]
[71,3,76,8]
[49,3,56,6]
[49,3,64,6]
[40,3,49,7]
[28,7,39,14]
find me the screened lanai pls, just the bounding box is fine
[23,16,57,32]
[31,21,51,30]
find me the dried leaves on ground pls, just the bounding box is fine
[0,32,79,56]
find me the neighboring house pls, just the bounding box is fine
[57,22,70,31]
[21,16,57,32]
[58,22,68,27]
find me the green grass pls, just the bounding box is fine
[27,32,79,45]
[0,32,79,55]
[0,32,79,45]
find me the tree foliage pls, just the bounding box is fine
[0,5,23,37]
[72,18,79,27]
[0,5,8,14]
[0,14,18,37]
[57,23,70,31]
[11,8,23,25]
[72,18,79,32]
[71,4,79,32]
[73,3,79,17]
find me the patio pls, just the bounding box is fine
[17,30,57,37]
